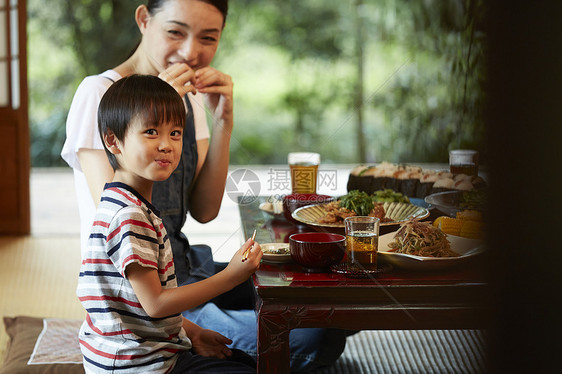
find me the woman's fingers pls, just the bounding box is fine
[194,67,233,93]
[158,64,197,96]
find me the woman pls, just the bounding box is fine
[62,0,231,285]
[61,0,347,371]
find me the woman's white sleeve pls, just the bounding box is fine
[61,76,112,172]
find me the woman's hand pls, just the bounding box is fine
[194,67,234,130]
[158,63,197,97]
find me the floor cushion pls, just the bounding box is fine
[1,316,84,374]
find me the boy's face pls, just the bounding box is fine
[114,117,183,187]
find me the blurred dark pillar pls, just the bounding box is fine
[354,0,366,163]
[486,1,562,373]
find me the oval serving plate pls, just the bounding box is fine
[291,202,430,229]
[377,232,486,271]
[261,243,292,264]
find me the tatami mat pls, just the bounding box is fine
[0,236,85,365]
[323,329,487,373]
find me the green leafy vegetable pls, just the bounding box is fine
[339,189,411,215]
[372,189,410,203]
[339,190,374,216]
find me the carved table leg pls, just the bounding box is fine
[257,308,291,374]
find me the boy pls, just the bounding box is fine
[77,75,261,373]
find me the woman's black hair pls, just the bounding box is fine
[98,75,186,171]
[147,0,228,26]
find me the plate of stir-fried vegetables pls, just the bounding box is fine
[377,219,486,271]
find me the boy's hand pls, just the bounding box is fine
[225,237,262,284]
[190,327,233,359]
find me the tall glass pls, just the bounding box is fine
[449,149,479,176]
[344,216,379,271]
[288,152,320,194]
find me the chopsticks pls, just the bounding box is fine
[242,229,256,262]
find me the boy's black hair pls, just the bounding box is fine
[98,74,186,171]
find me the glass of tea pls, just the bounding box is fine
[288,152,320,194]
[449,149,479,176]
[344,216,380,271]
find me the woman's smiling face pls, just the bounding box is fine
[140,0,224,73]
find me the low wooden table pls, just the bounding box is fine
[239,197,490,374]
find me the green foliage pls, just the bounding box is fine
[370,0,487,162]
[28,0,487,167]
[30,110,68,167]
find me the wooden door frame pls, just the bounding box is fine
[0,0,29,234]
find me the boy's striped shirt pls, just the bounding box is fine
[77,182,190,373]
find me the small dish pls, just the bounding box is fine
[259,200,284,217]
[261,243,292,264]
[377,232,486,271]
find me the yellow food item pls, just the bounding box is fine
[433,210,484,239]
[433,216,462,236]
[460,220,484,239]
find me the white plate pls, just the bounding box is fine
[261,243,292,263]
[377,232,486,271]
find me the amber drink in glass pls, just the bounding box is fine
[449,150,479,176]
[345,216,379,271]
[288,152,320,194]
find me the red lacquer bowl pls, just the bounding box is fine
[289,232,345,272]
[282,193,334,224]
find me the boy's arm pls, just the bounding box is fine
[125,238,261,318]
